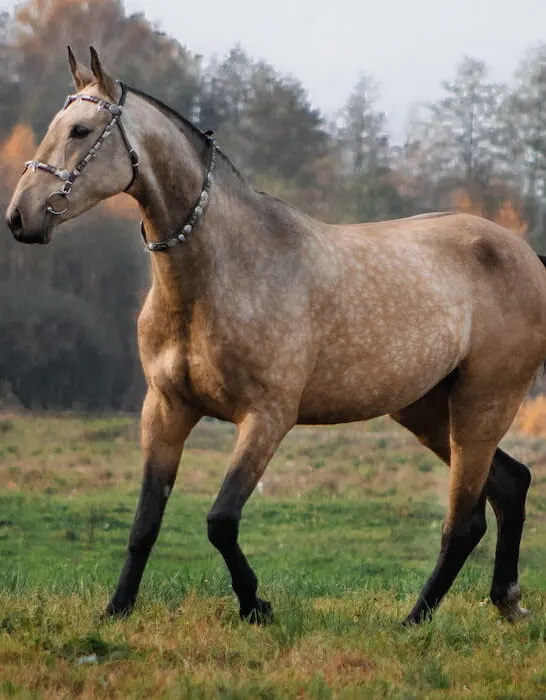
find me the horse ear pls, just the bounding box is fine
[89,46,118,100]
[67,46,93,91]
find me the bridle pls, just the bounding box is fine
[23,80,217,253]
[24,81,139,218]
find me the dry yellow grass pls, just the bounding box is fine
[515,395,546,438]
[2,588,546,698]
[1,409,546,505]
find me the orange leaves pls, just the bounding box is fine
[514,395,546,437]
[495,199,528,235]
[0,123,35,162]
[451,189,484,217]
[451,187,528,235]
[0,123,36,186]
[0,123,139,221]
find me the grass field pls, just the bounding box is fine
[2,413,546,698]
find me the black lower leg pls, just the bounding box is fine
[405,494,487,624]
[207,516,272,623]
[106,465,173,617]
[486,449,531,618]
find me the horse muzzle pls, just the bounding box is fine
[6,206,52,244]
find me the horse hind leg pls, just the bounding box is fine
[390,380,451,465]
[391,382,488,622]
[486,449,531,621]
[391,379,532,623]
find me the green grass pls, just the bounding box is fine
[2,413,546,697]
[0,490,447,599]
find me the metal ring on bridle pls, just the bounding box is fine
[46,191,70,216]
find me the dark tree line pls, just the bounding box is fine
[0,0,545,410]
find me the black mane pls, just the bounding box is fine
[126,84,246,183]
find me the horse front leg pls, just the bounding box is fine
[105,389,200,617]
[207,410,292,623]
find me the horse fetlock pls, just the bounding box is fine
[491,581,521,605]
[232,567,259,601]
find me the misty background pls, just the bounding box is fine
[0,0,544,411]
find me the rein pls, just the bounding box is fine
[24,81,139,217]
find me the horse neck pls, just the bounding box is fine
[128,93,248,305]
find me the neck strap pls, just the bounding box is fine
[140,130,216,252]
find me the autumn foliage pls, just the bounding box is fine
[0,124,35,186]
[451,188,528,235]
[0,0,545,409]
[514,396,546,437]
[0,122,138,220]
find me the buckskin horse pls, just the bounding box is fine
[6,47,546,624]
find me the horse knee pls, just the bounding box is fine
[467,506,487,544]
[487,450,531,515]
[515,461,532,492]
[443,499,487,553]
[128,521,161,555]
[207,515,238,553]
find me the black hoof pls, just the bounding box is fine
[240,597,273,625]
[102,600,134,620]
[496,600,530,623]
[401,609,432,627]
[492,584,529,622]
[401,616,415,627]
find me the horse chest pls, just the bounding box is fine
[147,336,235,418]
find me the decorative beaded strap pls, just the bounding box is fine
[141,130,216,252]
[23,82,139,216]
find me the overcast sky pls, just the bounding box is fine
[7,0,546,141]
[122,0,546,141]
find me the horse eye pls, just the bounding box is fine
[70,124,92,139]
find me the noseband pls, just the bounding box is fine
[24,81,139,216]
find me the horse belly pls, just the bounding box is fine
[298,362,452,424]
[298,315,468,424]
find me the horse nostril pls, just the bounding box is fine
[6,208,23,237]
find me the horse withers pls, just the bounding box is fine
[6,47,546,625]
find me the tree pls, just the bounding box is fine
[336,76,411,221]
[245,64,329,188]
[504,45,546,248]
[203,48,332,209]
[427,57,506,191]
[11,0,202,136]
